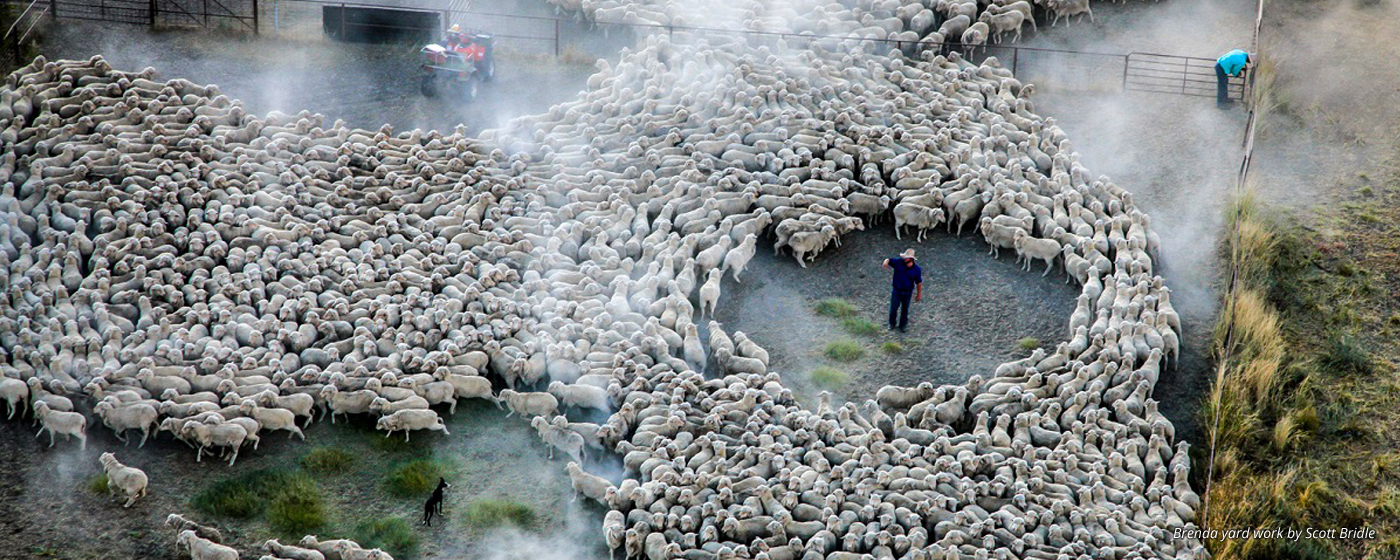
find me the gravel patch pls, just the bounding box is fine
[714,225,1079,408]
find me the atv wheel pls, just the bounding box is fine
[479,60,495,82]
[461,77,479,102]
[420,75,438,97]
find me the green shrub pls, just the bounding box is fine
[191,469,308,520]
[823,340,864,362]
[815,298,856,317]
[267,476,326,535]
[464,499,538,531]
[385,458,445,498]
[88,474,109,495]
[881,342,905,354]
[300,446,354,474]
[1017,337,1041,351]
[839,316,881,336]
[354,516,419,558]
[1320,333,1371,374]
[810,366,851,389]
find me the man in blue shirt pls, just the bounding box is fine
[882,248,923,332]
[1215,49,1251,109]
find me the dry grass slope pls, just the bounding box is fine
[1204,181,1400,559]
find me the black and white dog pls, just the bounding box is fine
[423,477,450,526]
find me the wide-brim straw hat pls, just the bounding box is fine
[900,248,916,259]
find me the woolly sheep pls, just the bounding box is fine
[499,389,558,418]
[34,401,86,450]
[98,452,148,507]
[565,461,614,505]
[177,530,238,560]
[166,514,223,543]
[238,400,305,440]
[94,399,159,447]
[375,409,449,442]
[262,539,326,560]
[547,381,611,413]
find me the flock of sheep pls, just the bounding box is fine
[546,0,1093,50]
[1,0,1199,557]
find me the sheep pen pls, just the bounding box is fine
[1,3,1211,560]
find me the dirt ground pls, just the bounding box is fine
[0,400,608,560]
[713,226,1079,408]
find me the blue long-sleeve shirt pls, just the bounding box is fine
[1217,50,1249,76]
[887,257,922,292]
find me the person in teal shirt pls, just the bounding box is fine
[1215,49,1251,108]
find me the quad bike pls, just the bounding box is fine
[419,31,494,101]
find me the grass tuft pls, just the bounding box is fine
[823,340,864,362]
[1319,333,1372,375]
[354,516,419,558]
[880,342,905,354]
[266,476,326,536]
[300,446,355,474]
[814,298,856,318]
[88,474,109,495]
[1017,337,1041,351]
[192,469,311,520]
[385,458,446,498]
[463,499,537,531]
[839,316,881,336]
[810,366,850,390]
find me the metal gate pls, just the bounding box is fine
[1124,52,1246,101]
[50,0,150,24]
[154,0,257,32]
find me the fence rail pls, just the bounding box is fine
[0,0,257,32]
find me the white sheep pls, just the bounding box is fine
[166,513,223,543]
[565,461,613,505]
[238,400,305,440]
[97,452,148,508]
[33,401,86,450]
[547,381,611,413]
[441,373,500,408]
[181,420,249,466]
[697,268,722,317]
[94,399,160,447]
[369,395,430,415]
[320,386,378,423]
[721,233,758,282]
[262,539,326,560]
[300,535,359,560]
[1,377,27,419]
[400,378,458,414]
[531,416,586,463]
[499,389,558,418]
[177,530,239,560]
[1013,231,1062,276]
[252,390,317,427]
[375,409,449,441]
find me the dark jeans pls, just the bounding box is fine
[889,289,913,329]
[1215,63,1230,105]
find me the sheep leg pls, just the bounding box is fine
[139,428,149,448]
[196,445,204,462]
[405,430,411,443]
[449,398,457,415]
[50,430,58,447]
[1043,260,1054,276]
[227,447,238,467]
